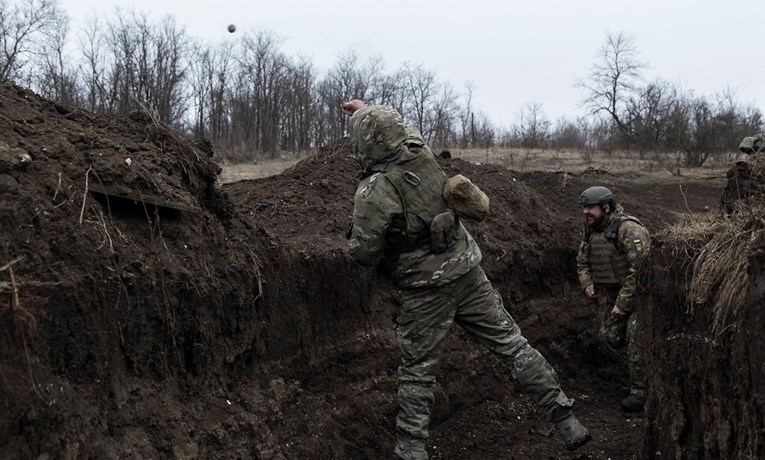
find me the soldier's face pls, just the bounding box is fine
[582,204,603,226]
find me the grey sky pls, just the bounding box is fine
[58,0,765,129]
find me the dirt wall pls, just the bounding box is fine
[0,79,734,459]
[638,207,765,458]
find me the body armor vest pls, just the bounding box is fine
[584,215,641,284]
[382,147,449,253]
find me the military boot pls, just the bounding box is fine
[554,414,592,451]
[621,394,645,412]
[393,438,428,460]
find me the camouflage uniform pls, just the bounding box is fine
[739,133,765,154]
[348,105,576,460]
[576,205,650,395]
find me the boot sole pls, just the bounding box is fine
[566,432,593,451]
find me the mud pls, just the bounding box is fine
[0,79,743,459]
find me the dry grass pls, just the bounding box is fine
[664,207,765,337]
[219,148,735,183]
[449,147,733,180]
[219,159,302,183]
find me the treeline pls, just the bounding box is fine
[2,1,762,165]
[574,32,763,166]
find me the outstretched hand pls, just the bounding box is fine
[611,305,627,319]
[342,99,365,116]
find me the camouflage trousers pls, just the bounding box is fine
[393,265,573,459]
[597,284,646,395]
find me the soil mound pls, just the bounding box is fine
[0,80,276,458]
[638,166,765,458]
[0,78,730,460]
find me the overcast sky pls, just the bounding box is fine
[57,0,765,129]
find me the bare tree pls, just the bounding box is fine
[514,102,551,149]
[317,48,378,145]
[281,55,317,152]
[28,8,79,105]
[0,0,61,80]
[577,31,646,145]
[79,14,114,113]
[459,81,475,148]
[469,110,496,148]
[683,89,753,166]
[550,116,590,150]
[359,55,386,102]
[626,79,676,156]
[148,15,190,124]
[233,30,290,156]
[90,10,190,124]
[188,40,234,143]
[371,66,404,110]
[429,82,459,148]
[401,62,438,140]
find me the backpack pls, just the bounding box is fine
[442,174,490,222]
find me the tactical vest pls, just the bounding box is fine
[382,145,449,253]
[584,215,642,284]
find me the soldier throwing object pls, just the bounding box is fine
[343,99,591,459]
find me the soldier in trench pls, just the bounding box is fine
[739,133,765,154]
[576,186,650,412]
[342,99,592,460]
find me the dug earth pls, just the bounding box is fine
[2,80,761,459]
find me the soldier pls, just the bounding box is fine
[342,99,591,460]
[576,186,650,412]
[739,133,765,154]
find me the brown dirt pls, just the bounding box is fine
[638,169,765,458]
[0,79,735,460]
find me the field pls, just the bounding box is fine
[219,147,733,183]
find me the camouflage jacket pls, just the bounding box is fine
[576,207,650,313]
[739,133,765,154]
[347,105,482,288]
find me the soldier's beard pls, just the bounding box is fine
[585,214,603,227]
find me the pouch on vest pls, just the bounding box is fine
[430,209,458,253]
[443,174,490,222]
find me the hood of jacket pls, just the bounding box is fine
[350,105,409,172]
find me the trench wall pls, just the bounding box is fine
[638,235,765,458]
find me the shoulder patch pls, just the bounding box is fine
[632,236,643,251]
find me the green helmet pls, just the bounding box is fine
[350,105,408,171]
[739,134,765,154]
[579,186,616,209]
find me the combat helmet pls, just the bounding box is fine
[350,105,408,171]
[579,186,616,210]
[739,134,765,154]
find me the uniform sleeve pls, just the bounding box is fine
[348,174,394,267]
[576,239,593,290]
[614,221,651,313]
